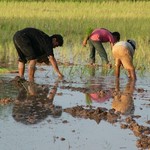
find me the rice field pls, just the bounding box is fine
[0,1,150,71]
[0,2,150,149]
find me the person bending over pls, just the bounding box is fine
[112,39,137,80]
[83,28,120,67]
[13,27,64,82]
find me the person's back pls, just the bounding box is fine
[89,28,115,44]
[16,28,51,54]
[114,41,135,58]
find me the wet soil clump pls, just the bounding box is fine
[64,105,150,149]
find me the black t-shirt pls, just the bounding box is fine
[17,27,54,57]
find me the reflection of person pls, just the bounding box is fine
[85,78,112,104]
[12,79,62,124]
[112,79,135,115]
[86,90,112,103]
[112,39,136,80]
[13,27,64,82]
[82,28,120,67]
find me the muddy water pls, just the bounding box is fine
[0,65,150,150]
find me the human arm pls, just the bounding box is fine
[108,32,116,50]
[48,56,64,78]
[110,43,114,50]
[82,28,93,47]
[114,59,122,78]
[82,36,89,47]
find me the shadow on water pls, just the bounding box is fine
[0,64,150,150]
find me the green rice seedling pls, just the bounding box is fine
[0,1,150,72]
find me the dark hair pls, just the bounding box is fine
[127,39,136,50]
[52,34,64,46]
[112,32,120,41]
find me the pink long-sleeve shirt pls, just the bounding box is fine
[89,28,115,44]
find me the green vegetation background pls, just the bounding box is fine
[0,0,150,73]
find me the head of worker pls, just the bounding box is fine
[112,32,120,43]
[51,34,64,48]
[127,39,136,50]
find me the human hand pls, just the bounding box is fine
[82,40,87,47]
[107,63,112,69]
[103,63,112,69]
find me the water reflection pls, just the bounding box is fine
[112,79,136,115]
[12,79,62,124]
[88,66,96,77]
[85,67,112,105]
[87,65,112,77]
[86,89,112,105]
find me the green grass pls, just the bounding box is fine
[0,66,17,73]
[0,1,150,71]
[0,68,10,73]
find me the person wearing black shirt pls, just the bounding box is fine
[13,27,64,82]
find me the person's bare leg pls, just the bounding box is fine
[129,69,136,80]
[18,61,25,79]
[115,64,121,78]
[115,78,120,91]
[127,70,131,78]
[114,59,121,78]
[28,59,37,82]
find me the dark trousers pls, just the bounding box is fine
[88,39,109,64]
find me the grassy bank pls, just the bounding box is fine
[0,1,150,71]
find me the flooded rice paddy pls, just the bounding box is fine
[0,64,150,150]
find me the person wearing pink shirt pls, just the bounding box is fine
[83,28,120,67]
